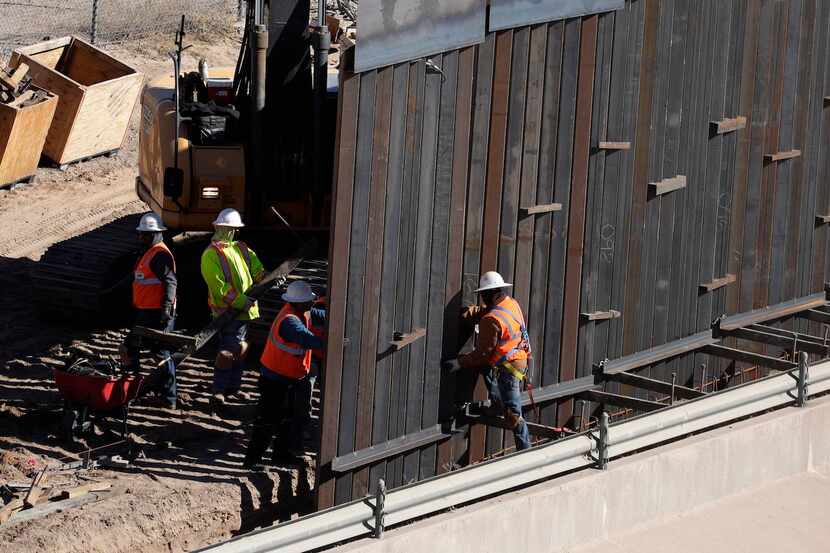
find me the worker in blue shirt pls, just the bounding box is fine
[244,281,326,468]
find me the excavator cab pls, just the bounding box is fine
[136,0,338,233]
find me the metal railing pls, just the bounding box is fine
[197,354,825,553]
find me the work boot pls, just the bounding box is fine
[211,392,225,408]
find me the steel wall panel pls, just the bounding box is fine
[355,0,485,72]
[490,0,624,32]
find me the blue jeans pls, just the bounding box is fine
[213,319,248,393]
[127,309,176,404]
[483,367,531,451]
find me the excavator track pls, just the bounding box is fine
[31,214,143,323]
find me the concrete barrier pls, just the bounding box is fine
[334,394,830,553]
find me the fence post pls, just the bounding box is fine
[797,352,809,407]
[373,479,386,539]
[91,0,99,44]
[598,411,609,470]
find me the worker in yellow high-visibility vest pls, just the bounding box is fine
[200,208,265,406]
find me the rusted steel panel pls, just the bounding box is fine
[490,0,624,31]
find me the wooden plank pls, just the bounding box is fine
[606,371,705,400]
[580,310,621,321]
[316,65,360,511]
[520,203,562,216]
[0,90,57,187]
[648,174,687,196]
[597,141,631,150]
[130,326,197,348]
[701,343,797,371]
[57,481,111,500]
[0,498,24,525]
[578,390,665,413]
[351,66,392,498]
[532,21,565,427]
[763,149,802,162]
[369,63,411,491]
[23,470,48,509]
[558,14,598,427]
[699,273,737,293]
[437,46,475,475]
[710,116,747,134]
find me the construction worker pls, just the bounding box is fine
[200,208,265,406]
[455,271,532,451]
[243,280,326,469]
[123,212,178,408]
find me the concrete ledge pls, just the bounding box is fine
[334,395,830,553]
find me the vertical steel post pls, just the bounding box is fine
[598,411,609,470]
[311,0,330,225]
[373,479,386,538]
[670,372,677,405]
[91,0,99,44]
[797,351,809,407]
[249,23,268,222]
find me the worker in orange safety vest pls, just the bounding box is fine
[122,212,178,408]
[243,280,326,469]
[449,271,532,450]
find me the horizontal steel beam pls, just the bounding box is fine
[521,375,600,405]
[718,292,827,331]
[701,344,797,371]
[605,371,704,400]
[331,424,450,473]
[578,390,666,413]
[797,309,830,325]
[469,415,563,440]
[748,324,829,345]
[599,330,717,375]
[721,326,829,356]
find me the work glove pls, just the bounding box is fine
[161,304,175,329]
[441,358,461,373]
[460,304,482,321]
[243,296,257,310]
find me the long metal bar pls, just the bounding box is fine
[578,390,665,413]
[748,324,829,345]
[521,375,600,405]
[718,292,826,331]
[605,371,704,400]
[797,309,830,325]
[197,361,830,553]
[331,425,450,474]
[701,344,797,372]
[600,330,717,375]
[720,326,829,356]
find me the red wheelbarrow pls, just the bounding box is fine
[53,362,145,439]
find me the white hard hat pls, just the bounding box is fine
[212,208,245,228]
[136,212,167,232]
[475,271,512,292]
[282,280,317,303]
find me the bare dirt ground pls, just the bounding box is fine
[0,34,315,553]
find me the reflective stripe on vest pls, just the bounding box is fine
[261,304,312,379]
[483,297,530,366]
[133,242,174,310]
[208,242,253,314]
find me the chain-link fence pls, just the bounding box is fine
[0,0,242,57]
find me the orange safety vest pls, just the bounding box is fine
[310,296,326,361]
[133,242,175,310]
[261,304,312,379]
[482,296,530,367]
[207,241,254,315]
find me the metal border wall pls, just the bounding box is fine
[199,357,830,553]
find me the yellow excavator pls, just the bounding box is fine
[34,0,338,335]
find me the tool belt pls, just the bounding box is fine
[493,361,527,381]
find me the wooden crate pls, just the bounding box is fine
[10,37,144,165]
[0,88,58,187]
